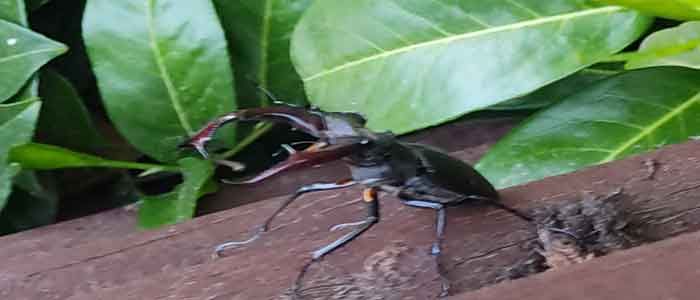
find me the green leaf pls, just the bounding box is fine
[0,99,41,211]
[83,0,237,162]
[594,0,700,21]
[138,157,216,228]
[37,70,105,153]
[0,0,40,104]
[27,0,50,11]
[9,142,179,172]
[625,21,700,70]
[213,0,312,107]
[13,75,40,100]
[0,19,66,103]
[291,1,652,134]
[476,67,700,189]
[0,171,58,234]
[0,0,27,26]
[489,67,617,110]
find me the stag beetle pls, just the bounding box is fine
[182,105,532,298]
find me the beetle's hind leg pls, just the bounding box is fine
[401,200,450,298]
[292,188,379,299]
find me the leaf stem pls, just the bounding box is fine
[218,123,273,159]
[94,160,180,172]
[600,51,641,62]
[602,38,700,63]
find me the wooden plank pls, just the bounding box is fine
[2,139,700,299]
[460,230,700,300]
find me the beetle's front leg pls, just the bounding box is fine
[214,178,356,257]
[292,188,380,299]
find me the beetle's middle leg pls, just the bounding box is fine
[214,178,356,256]
[401,200,450,297]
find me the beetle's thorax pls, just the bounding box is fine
[344,133,421,186]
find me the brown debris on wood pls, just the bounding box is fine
[499,189,645,281]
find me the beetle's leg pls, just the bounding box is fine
[212,159,245,172]
[400,200,450,297]
[402,201,446,255]
[214,178,356,257]
[292,188,380,299]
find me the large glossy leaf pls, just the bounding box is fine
[625,21,700,70]
[489,67,616,110]
[0,0,27,26]
[291,1,651,133]
[0,100,40,211]
[213,0,312,107]
[83,0,237,162]
[0,19,66,102]
[595,0,700,21]
[37,70,104,153]
[476,67,700,189]
[138,157,216,228]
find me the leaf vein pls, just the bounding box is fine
[588,119,645,130]
[146,0,193,134]
[0,48,62,65]
[302,6,623,82]
[603,91,700,162]
[504,0,543,18]
[258,0,272,106]
[388,0,454,36]
[603,93,674,111]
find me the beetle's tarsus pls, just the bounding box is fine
[329,220,367,232]
[212,227,264,257]
[194,144,210,159]
[291,260,315,300]
[213,159,245,172]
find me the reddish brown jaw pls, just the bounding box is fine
[182,106,328,159]
[222,142,357,184]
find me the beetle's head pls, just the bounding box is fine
[181,105,371,158]
[179,105,371,184]
[314,110,371,145]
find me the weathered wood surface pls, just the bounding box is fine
[2,137,700,299]
[461,229,700,300]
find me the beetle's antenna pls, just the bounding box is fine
[244,75,285,105]
[272,144,298,158]
[214,159,246,172]
[256,83,280,104]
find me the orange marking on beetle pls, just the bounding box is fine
[363,188,377,202]
[303,142,328,152]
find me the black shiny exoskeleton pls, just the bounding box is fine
[183,105,531,298]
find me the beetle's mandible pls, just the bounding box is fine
[181,105,532,298]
